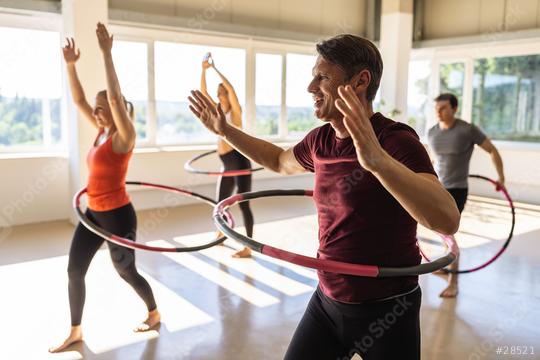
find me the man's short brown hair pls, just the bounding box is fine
[316,34,383,101]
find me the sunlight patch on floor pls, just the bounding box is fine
[0,250,213,359]
[174,233,313,296]
[151,240,280,307]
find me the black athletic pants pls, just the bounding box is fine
[284,286,422,360]
[217,149,254,237]
[67,203,157,326]
[447,187,468,213]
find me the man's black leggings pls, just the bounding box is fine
[284,286,422,360]
[67,203,157,326]
[217,149,254,237]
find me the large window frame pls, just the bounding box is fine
[0,13,318,154]
[111,24,316,148]
[6,12,540,152]
[411,37,540,146]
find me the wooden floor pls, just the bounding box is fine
[0,196,539,360]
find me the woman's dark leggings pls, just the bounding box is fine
[67,203,157,326]
[217,150,254,237]
[284,286,422,360]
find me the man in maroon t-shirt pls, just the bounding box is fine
[189,34,460,360]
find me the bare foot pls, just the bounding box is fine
[134,309,161,332]
[439,284,458,298]
[49,326,83,353]
[232,247,251,258]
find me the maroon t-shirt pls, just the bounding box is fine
[293,112,436,303]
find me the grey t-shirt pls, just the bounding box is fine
[427,119,487,189]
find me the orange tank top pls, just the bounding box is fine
[86,131,132,211]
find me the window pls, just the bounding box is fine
[473,55,540,142]
[407,60,431,137]
[0,27,62,151]
[255,53,281,136]
[286,53,318,138]
[439,62,465,118]
[155,42,245,144]
[112,41,148,141]
[254,52,317,138]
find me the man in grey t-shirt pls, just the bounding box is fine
[428,93,505,298]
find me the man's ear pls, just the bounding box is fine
[350,69,371,96]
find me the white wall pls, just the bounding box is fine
[470,144,540,204]
[0,156,70,227]
[0,150,314,227]
[379,0,413,123]
[127,148,314,210]
[3,140,538,229]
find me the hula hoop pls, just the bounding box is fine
[419,174,515,274]
[213,189,459,277]
[74,181,235,252]
[185,150,264,176]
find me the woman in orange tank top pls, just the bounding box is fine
[50,23,160,353]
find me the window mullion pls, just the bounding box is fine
[462,57,474,123]
[280,53,287,140]
[42,98,52,147]
[245,42,256,134]
[147,40,157,146]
